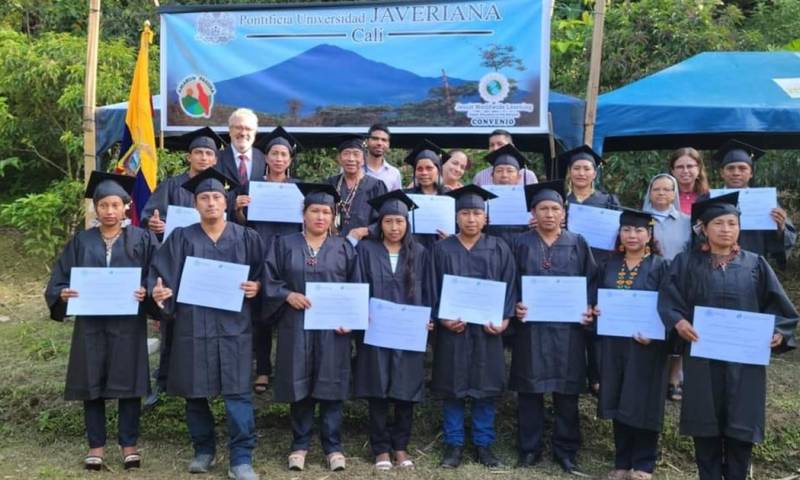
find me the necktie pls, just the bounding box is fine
[238,154,248,184]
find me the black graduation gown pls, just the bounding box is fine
[263,232,359,403]
[658,250,798,443]
[45,227,158,401]
[326,173,387,237]
[695,191,797,266]
[485,225,528,250]
[508,230,597,395]
[429,234,517,399]
[595,254,670,432]
[140,172,195,232]
[147,222,265,398]
[353,238,430,402]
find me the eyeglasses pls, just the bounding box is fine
[672,164,698,171]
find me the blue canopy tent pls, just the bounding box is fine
[95,92,585,169]
[592,52,800,154]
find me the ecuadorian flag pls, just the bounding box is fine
[116,21,157,226]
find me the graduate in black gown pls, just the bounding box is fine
[353,190,432,470]
[702,140,796,266]
[45,172,157,471]
[262,183,359,473]
[148,169,264,480]
[484,143,533,247]
[658,192,798,480]
[560,145,620,395]
[510,180,596,474]
[140,127,223,407]
[325,134,387,242]
[233,126,304,394]
[402,139,451,250]
[593,209,670,480]
[429,185,517,469]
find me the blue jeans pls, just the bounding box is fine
[442,397,496,447]
[185,394,256,467]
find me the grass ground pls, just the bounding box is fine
[0,227,798,480]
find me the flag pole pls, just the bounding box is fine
[583,0,606,147]
[83,0,101,227]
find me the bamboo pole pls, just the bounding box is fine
[83,0,101,227]
[583,0,607,147]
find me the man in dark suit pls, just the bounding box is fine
[217,108,266,199]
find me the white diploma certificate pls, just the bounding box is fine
[597,289,665,340]
[690,306,775,366]
[67,267,141,316]
[304,282,369,330]
[437,274,507,325]
[176,256,250,312]
[247,181,304,223]
[408,194,455,235]
[164,205,200,239]
[521,276,587,323]
[364,298,431,352]
[567,203,622,251]
[709,187,777,231]
[484,185,530,226]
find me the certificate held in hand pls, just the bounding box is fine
[164,205,201,239]
[709,187,777,231]
[567,203,621,251]
[484,185,530,226]
[67,267,142,316]
[437,274,507,325]
[407,194,455,235]
[247,181,304,223]
[177,256,250,312]
[304,282,369,330]
[364,298,431,352]
[597,289,665,340]
[690,306,775,366]
[521,276,586,323]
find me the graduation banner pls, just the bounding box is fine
[160,0,551,134]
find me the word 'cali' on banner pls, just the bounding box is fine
[160,0,551,134]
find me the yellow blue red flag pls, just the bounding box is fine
[116,21,157,225]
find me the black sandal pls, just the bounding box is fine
[84,455,104,471]
[668,383,683,401]
[123,451,142,469]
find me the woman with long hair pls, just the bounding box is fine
[594,209,670,480]
[668,147,709,215]
[353,191,432,470]
[46,172,157,471]
[442,149,471,191]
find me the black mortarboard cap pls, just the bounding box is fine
[557,145,603,178]
[367,190,418,217]
[85,171,135,203]
[446,184,497,211]
[181,126,226,153]
[485,144,527,170]
[182,167,238,196]
[619,207,655,228]
[254,125,302,155]
[713,139,765,167]
[524,180,565,210]
[296,182,340,208]
[337,134,366,152]
[403,139,449,169]
[691,192,740,224]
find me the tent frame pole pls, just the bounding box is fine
[583,0,606,147]
[83,0,101,227]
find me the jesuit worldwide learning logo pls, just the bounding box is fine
[479,72,510,103]
[195,12,236,45]
[177,75,215,119]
